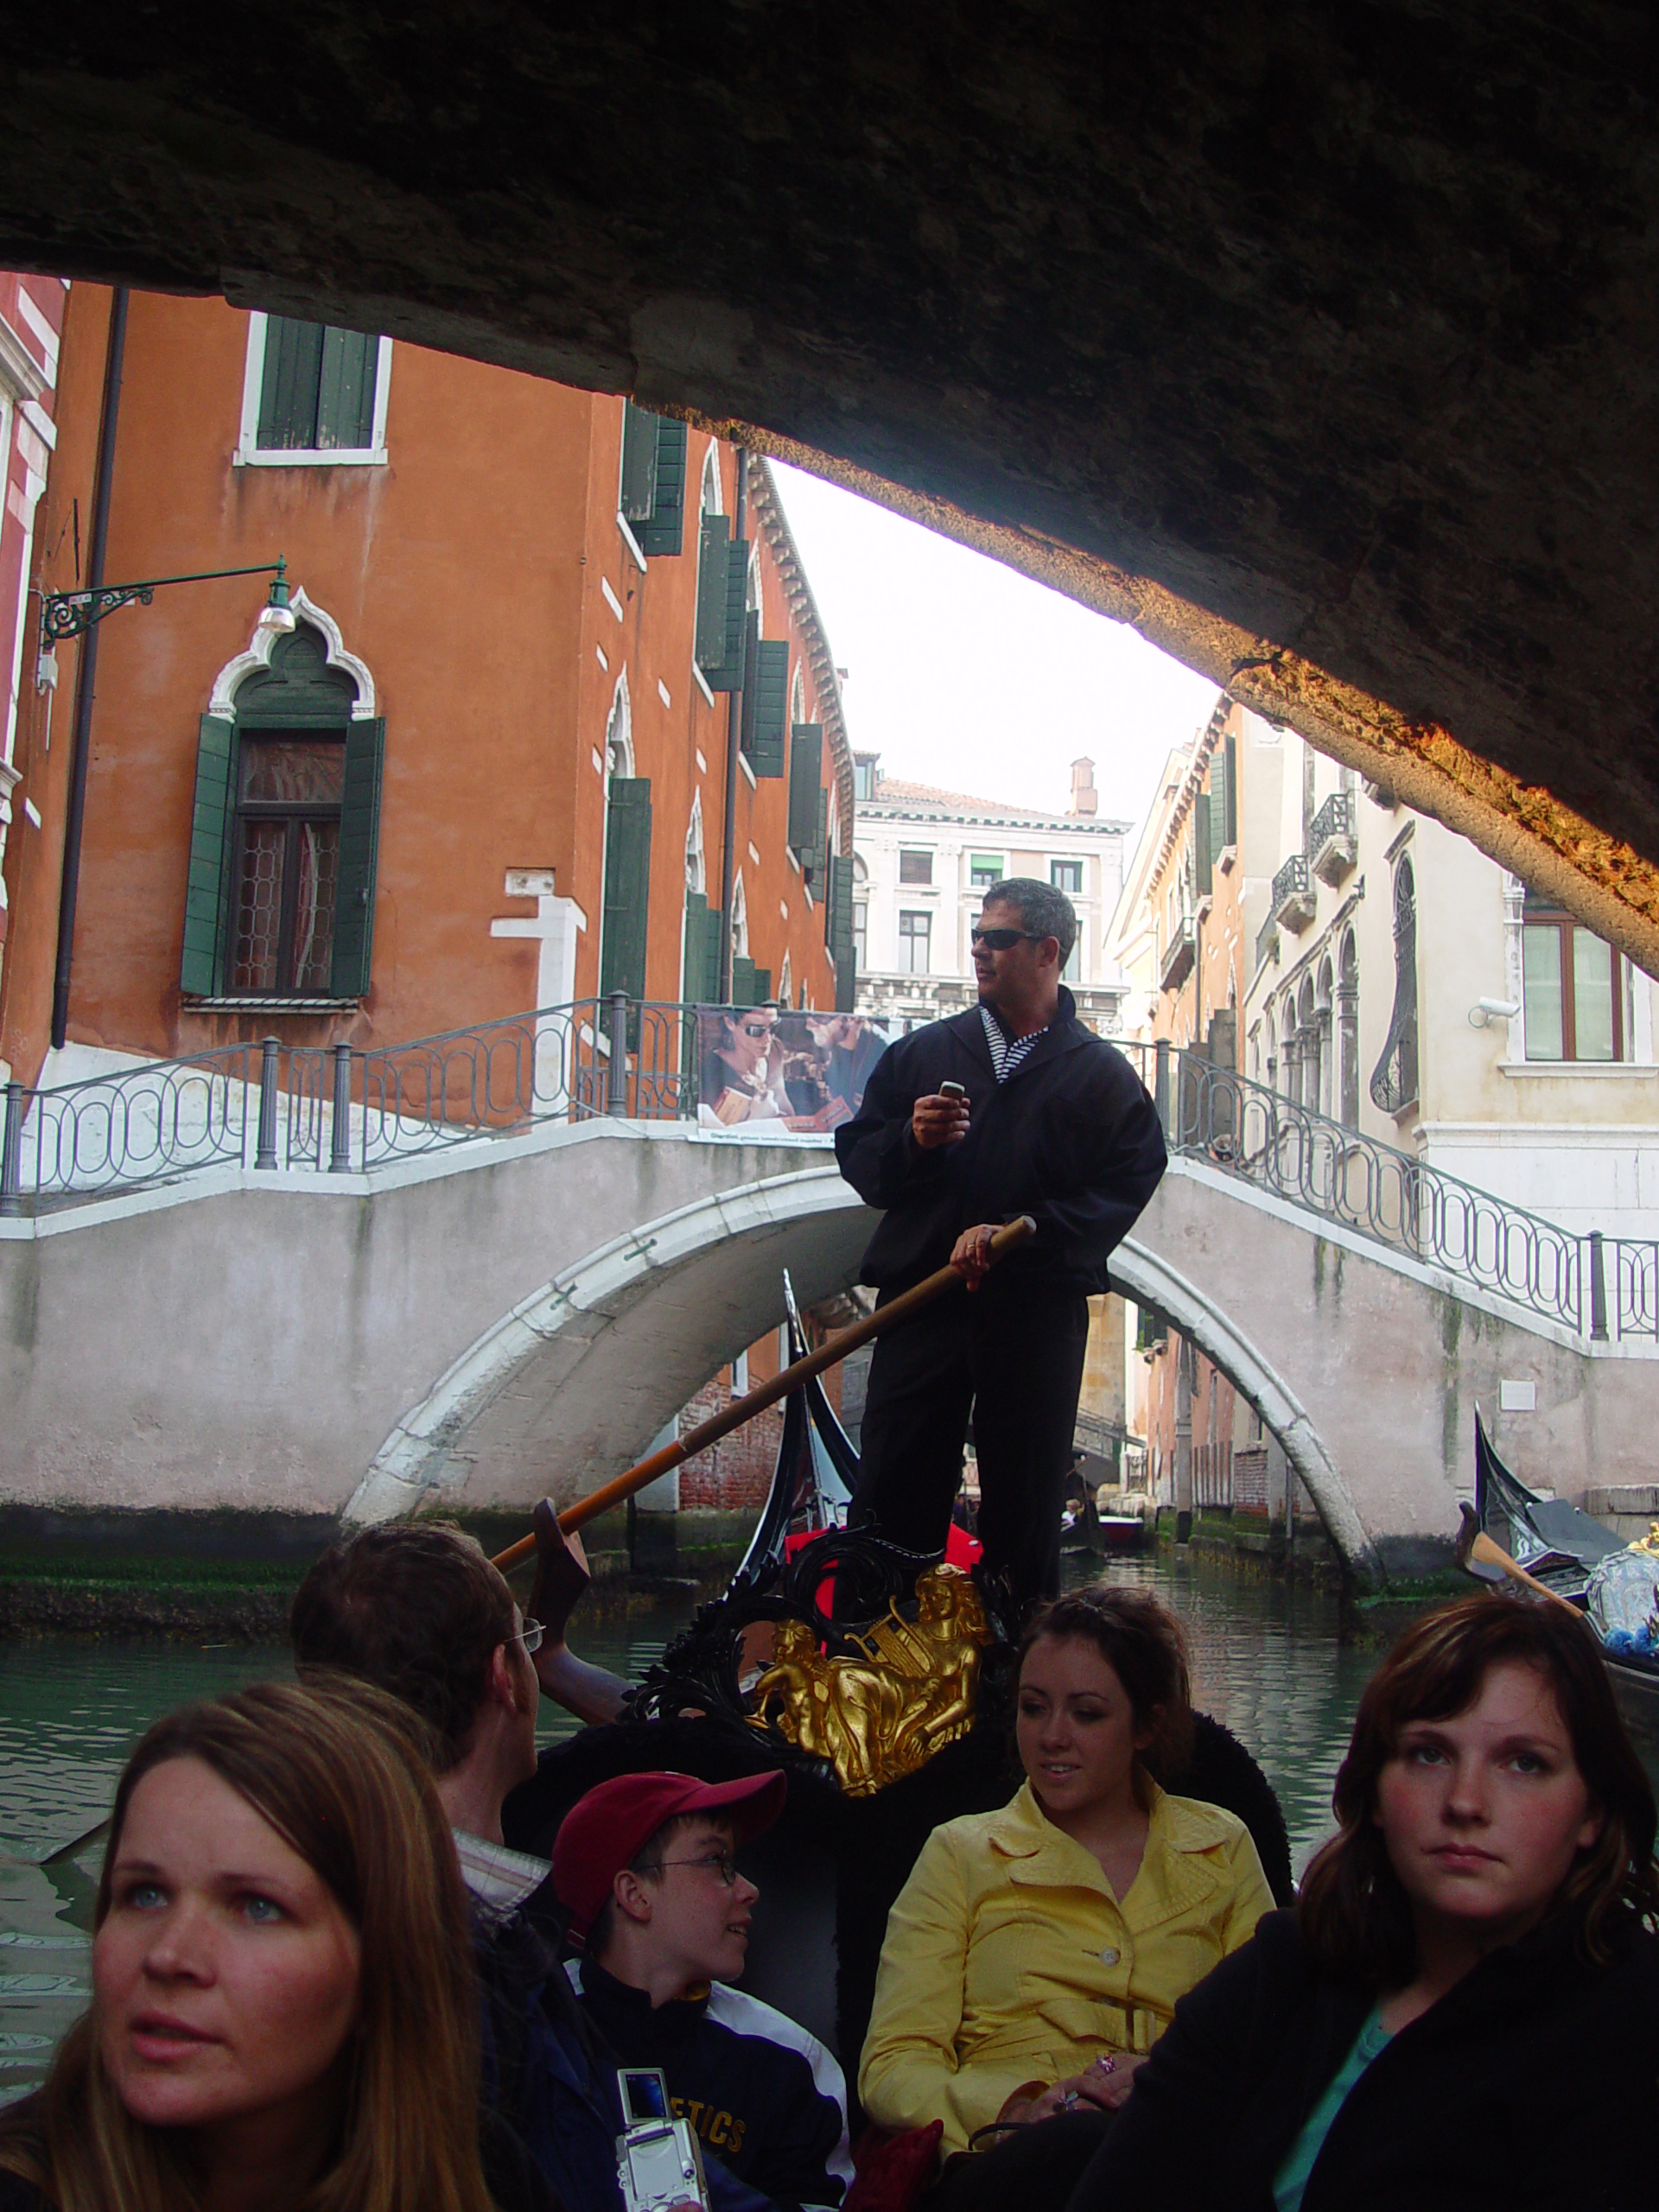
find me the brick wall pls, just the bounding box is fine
[677,1376,786,1510]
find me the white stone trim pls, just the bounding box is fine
[341,1163,862,1525]
[207,588,378,720]
[234,312,391,468]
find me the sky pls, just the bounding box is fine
[771,462,1224,833]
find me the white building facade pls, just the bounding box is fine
[1243,715,1659,1237]
[851,753,1130,1033]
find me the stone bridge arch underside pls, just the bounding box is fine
[10,9,1659,973]
[346,1142,1651,1586]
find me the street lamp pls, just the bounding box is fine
[39,555,293,648]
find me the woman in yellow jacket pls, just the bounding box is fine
[858,1586,1273,2207]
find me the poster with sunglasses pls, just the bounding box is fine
[694,1007,892,1135]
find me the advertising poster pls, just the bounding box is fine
[695,1008,891,1135]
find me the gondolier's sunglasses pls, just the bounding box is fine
[739,1020,775,1039]
[970,926,1045,950]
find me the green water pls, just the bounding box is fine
[0,1557,1376,2107]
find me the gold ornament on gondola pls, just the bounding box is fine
[746,1565,994,1796]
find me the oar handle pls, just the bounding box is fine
[490,1213,1037,1573]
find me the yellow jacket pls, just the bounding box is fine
[857,1779,1273,2156]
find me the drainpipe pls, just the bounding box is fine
[50,284,129,1051]
[718,446,748,999]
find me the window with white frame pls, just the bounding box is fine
[1522,890,1628,1061]
[237,314,391,466]
[1050,857,1083,894]
[969,852,1003,889]
[899,911,931,974]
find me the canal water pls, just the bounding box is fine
[0,1552,1481,2107]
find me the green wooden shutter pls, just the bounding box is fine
[639,419,687,556]
[317,328,377,449]
[696,515,730,671]
[620,403,658,521]
[746,642,789,776]
[180,714,237,995]
[830,855,855,1011]
[739,613,762,756]
[330,715,385,998]
[751,965,772,1005]
[257,317,324,448]
[730,954,756,1007]
[787,721,822,849]
[1221,734,1238,850]
[682,891,721,1003]
[1194,789,1212,896]
[810,789,829,887]
[600,778,652,1003]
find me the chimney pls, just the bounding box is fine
[1069,757,1098,817]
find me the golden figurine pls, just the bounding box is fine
[747,1566,994,1796]
[1630,1522,1659,1556]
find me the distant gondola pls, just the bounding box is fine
[1467,1410,1659,1747]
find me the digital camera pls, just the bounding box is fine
[615,2067,710,2212]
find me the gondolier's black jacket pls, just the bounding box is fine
[833,992,1166,1294]
[1065,1907,1659,2212]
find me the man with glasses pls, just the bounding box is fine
[289,1525,775,2212]
[555,1770,851,2212]
[834,877,1166,1611]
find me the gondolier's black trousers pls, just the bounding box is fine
[848,1274,1090,1613]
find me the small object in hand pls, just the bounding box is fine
[1060,2091,1081,2111]
[939,1080,967,1101]
[1091,2055,1116,2075]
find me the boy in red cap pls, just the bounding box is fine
[554,1770,852,2212]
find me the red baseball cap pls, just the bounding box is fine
[551,1769,787,1943]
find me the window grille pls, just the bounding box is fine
[1370,856,1420,1113]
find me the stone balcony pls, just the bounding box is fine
[1309,790,1357,885]
[1271,852,1316,932]
[1160,914,1196,992]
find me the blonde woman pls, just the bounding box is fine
[0,1681,550,2212]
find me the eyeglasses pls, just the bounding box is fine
[652,1850,740,1887]
[970,926,1045,950]
[508,1618,545,1656]
[739,1021,774,1040]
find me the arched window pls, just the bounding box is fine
[1264,1007,1277,1093]
[1296,976,1319,1111]
[1314,957,1335,1118]
[1338,931,1359,1127]
[731,872,749,958]
[791,663,806,727]
[684,789,705,895]
[600,672,652,1007]
[183,609,385,1002]
[747,543,764,632]
[1370,855,1420,1114]
[779,950,792,1008]
[700,442,723,518]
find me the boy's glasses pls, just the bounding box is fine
[509,1618,545,1656]
[653,1850,740,1887]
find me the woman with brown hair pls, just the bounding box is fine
[1066,1593,1659,2212]
[0,1681,552,2212]
[858,1586,1273,2206]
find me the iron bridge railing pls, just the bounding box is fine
[3,1001,1656,1344]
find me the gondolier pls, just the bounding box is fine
[833,878,1166,1610]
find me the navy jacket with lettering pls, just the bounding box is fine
[834,990,1166,1294]
[571,1960,853,2212]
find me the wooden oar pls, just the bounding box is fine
[39,1812,111,1866]
[1456,1505,1584,1616]
[491,1214,1038,1573]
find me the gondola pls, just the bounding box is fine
[501,1275,1297,2077]
[1466,1410,1659,1752]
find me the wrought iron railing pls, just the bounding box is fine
[5,1007,1657,1347]
[1308,788,1354,857]
[1128,1039,1658,1344]
[1270,851,1312,922]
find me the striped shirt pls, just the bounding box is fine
[981,1003,1047,1084]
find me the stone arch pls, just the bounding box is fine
[1110,1234,1379,1581]
[341,1163,869,1528]
[208,583,377,718]
[604,667,634,778]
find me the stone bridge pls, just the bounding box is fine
[3,1113,1654,1583]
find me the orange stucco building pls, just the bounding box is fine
[0,286,853,1088]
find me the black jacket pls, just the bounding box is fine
[1067,1907,1659,2212]
[833,993,1166,1294]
